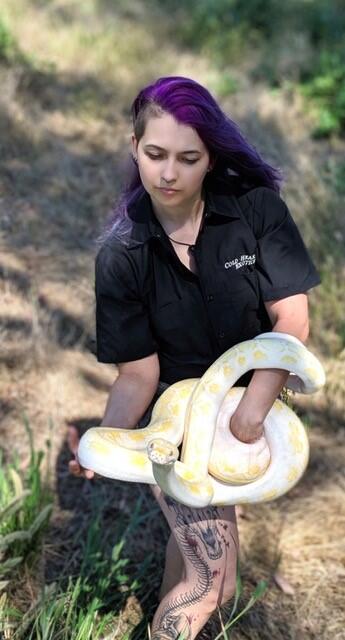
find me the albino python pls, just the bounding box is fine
[78,332,325,507]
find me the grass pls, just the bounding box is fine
[0,418,53,637]
[214,567,268,640]
[0,433,159,640]
[0,15,23,65]
[156,0,345,136]
[0,418,53,582]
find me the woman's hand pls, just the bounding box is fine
[229,413,264,444]
[67,425,96,479]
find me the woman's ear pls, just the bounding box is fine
[131,134,138,157]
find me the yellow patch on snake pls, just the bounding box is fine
[171,404,180,416]
[186,484,205,496]
[305,367,318,380]
[128,432,143,441]
[253,350,266,360]
[273,400,284,411]
[287,466,299,482]
[237,355,246,365]
[128,452,148,467]
[208,383,221,394]
[262,488,278,500]
[247,463,264,477]
[194,400,212,415]
[222,364,233,377]
[288,422,304,454]
[98,430,121,443]
[89,440,110,455]
[225,388,239,397]
[179,469,197,481]
[179,388,191,399]
[221,464,236,474]
[281,355,297,364]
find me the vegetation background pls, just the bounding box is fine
[0,0,344,638]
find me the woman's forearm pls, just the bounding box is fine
[101,372,158,428]
[234,368,289,428]
[230,319,308,440]
[242,317,308,422]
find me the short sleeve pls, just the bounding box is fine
[95,242,158,363]
[253,188,321,301]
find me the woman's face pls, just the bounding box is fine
[132,112,211,206]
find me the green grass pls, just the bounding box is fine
[214,563,268,639]
[2,486,157,639]
[0,417,53,583]
[0,417,53,637]
[298,49,345,138]
[0,15,19,63]
[155,0,345,135]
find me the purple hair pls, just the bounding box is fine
[100,76,283,243]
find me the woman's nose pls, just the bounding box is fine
[160,160,178,183]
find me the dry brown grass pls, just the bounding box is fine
[1,1,345,638]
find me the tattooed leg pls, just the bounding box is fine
[159,532,185,601]
[150,485,239,640]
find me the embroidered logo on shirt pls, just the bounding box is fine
[224,253,256,270]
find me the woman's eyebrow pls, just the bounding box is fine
[144,144,202,154]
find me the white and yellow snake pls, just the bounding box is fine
[78,333,325,507]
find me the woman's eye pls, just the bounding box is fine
[146,153,198,165]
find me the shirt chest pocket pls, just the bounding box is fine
[214,265,258,300]
[150,294,196,331]
[212,266,260,337]
[149,291,208,354]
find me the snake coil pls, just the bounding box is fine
[78,333,325,507]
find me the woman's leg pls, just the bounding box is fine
[151,485,239,640]
[159,532,185,601]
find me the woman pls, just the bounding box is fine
[69,76,320,639]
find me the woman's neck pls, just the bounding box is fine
[151,190,206,238]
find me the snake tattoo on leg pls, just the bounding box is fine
[151,491,239,640]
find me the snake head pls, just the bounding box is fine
[147,438,179,466]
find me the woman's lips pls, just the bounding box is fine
[158,188,179,195]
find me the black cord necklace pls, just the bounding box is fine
[168,236,195,247]
[164,194,206,249]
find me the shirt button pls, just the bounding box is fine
[207,294,214,302]
[155,232,161,238]
[189,246,195,252]
[218,331,225,339]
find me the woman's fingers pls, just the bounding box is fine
[67,425,80,456]
[67,425,95,479]
[229,415,264,443]
[69,459,82,476]
[68,458,95,479]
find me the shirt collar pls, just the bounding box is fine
[126,176,241,249]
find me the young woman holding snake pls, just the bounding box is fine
[68,77,321,639]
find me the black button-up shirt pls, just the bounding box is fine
[95,177,320,384]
